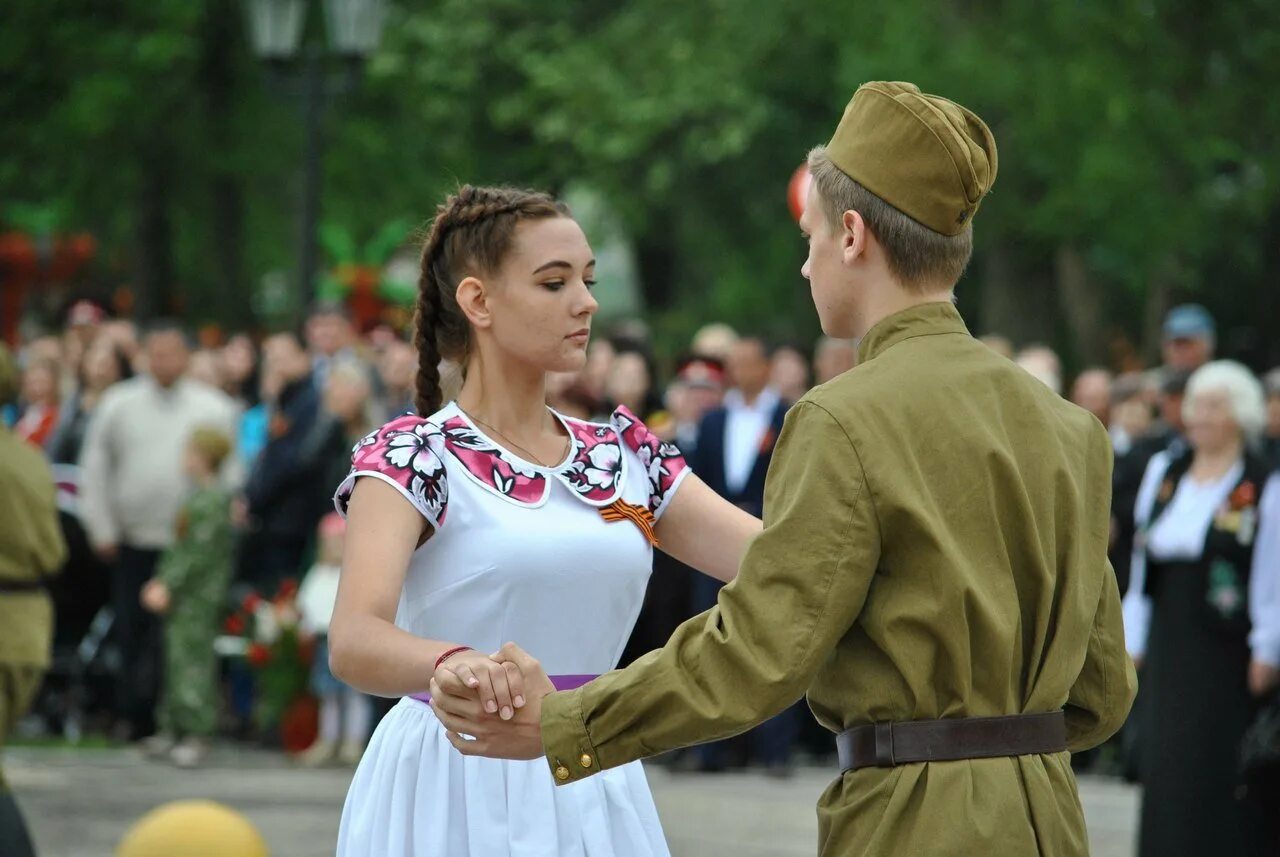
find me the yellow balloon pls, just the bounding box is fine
[116,800,269,857]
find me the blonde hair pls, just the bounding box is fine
[807,146,973,292]
[188,426,233,471]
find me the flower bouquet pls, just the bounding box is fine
[220,579,314,742]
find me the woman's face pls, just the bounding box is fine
[22,363,58,405]
[82,343,122,391]
[325,374,369,423]
[221,336,257,384]
[469,217,599,375]
[1185,388,1241,453]
[605,353,651,410]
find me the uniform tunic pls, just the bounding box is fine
[542,302,1137,856]
[334,403,688,857]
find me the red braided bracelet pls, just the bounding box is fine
[434,645,473,671]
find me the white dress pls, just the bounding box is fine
[332,401,690,856]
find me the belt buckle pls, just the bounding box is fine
[873,722,896,766]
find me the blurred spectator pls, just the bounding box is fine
[63,299,106,362]
[140,427,235,768]
[241,331,323,594]
[100,319,143,375]
[296,513,370,766]
[1015,344,1062,394]
[1070,368,1113,426]
[187,349,224,391]
[979,334,1015,360]
[220,334,260,409]
[770,342,811,402]
[306,358,377,510]
[14,357,62,448]
[604,341,663,420]
[1123,360,1277,857]
[1263,368,1280,469]
[814,336,857,384]
[546,370,596,422]
[690,322,738,362]
[305,303,356,392]
[47,340,132,466]
[1161,303,1215,373]
[1110,373,1154,457]
[0,343,67,857]
[581,338,615,405]
[683,336,794,774]
[666,355,726,451]
[78,321,238,741]
[376,338,417,418]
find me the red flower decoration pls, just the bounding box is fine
[757,427,777,456]
[242,592,263,613]
[277,578,299,599]
[223,614,246,635]
[247,642,272,667]
[1230,481,1257,510]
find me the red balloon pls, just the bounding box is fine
[787,163,812,223]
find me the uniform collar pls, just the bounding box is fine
[856,301,969,364]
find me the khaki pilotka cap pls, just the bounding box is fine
[825,81,998,236]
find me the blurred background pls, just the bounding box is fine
[3,1,1280,856]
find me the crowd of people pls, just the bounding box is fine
[2,293,1279,844]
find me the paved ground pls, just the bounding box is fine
[8,746,1138,856]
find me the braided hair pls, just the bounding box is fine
[413,185,571,416]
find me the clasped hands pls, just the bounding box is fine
[429,642,555,761]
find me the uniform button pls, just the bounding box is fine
[579,753,593,768]
[554,765,570,781]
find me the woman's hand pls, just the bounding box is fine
[1248,660,1280,697]
[435,648,527,721]
[430,643,555,761]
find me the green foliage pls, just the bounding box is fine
[4,0,1279,367]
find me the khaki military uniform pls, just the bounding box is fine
[543,303,1137,855]
[0,427,68,786]
[156,486,234,738]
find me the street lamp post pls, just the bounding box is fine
[245,0,386,319]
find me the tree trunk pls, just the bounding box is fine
[134,153,174,320]
[1054,244,1107,367]
[977,244,1050,346]
[203,0,247,329]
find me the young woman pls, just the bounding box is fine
[329,185,761,856]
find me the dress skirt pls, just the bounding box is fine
[337,697,671,857]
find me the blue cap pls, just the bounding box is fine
[1163,304,1215,341]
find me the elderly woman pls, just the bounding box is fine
[1124,360,1280,857]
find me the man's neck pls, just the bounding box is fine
[854,281,956,340]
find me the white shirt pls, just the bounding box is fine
[297,563,342,634]
[721,387,780,495]
[1122,451,1280,666]
[78,376,239,549]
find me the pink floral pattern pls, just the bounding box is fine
[337,415,449,526]
[438,416,547,504]
[610,406,688,514]
[336,406,687,518]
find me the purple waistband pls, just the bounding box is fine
[408,674,598,705]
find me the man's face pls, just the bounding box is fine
[306,312,350,358]
[726,340,771,396]
[264,334,309,383]
[799,184,856,338]
[1162,336,1211,372]
[145,331,190,388]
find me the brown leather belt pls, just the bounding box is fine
[836,711,1067,773]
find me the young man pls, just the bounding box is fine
[434,82,1136,855]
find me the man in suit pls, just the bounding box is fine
[685,335,793,773]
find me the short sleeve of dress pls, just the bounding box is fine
[610,406,690,520]
[332,414,449,530]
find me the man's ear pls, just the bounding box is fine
[455,276,491,330]
[841,209,867,267]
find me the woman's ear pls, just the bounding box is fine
[455,276,491,330]
[841,209,867,267]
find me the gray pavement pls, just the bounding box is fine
[8,746,1138,856]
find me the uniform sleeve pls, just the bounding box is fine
[333,415,449,531]
[1064,426,1138,752]
[541,401,880,784]
[611,406,690,520]
[1249,474,1280,667]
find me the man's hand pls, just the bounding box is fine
[430,643,555,761]
[94,541,119,564]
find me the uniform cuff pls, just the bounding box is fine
[541,687,602,786]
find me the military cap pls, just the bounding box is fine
[826,81,997,236]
